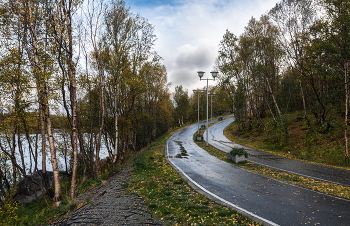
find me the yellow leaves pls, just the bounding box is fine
[236,162,350,200]
[127,134,261,226]
[0,201,19,225]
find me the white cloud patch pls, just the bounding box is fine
[129,0,280,93]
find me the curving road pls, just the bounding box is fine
[207,117,350,187]
[166,119,350,225]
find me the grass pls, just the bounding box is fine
[5,158,127,225]
[0,196,71,226]
[126,130,262,226]
[224,112,348,167]
[194,120,350,200]
[10,112,350,225]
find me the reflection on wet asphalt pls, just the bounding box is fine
[166,117,350,225]
[208,117,350,186]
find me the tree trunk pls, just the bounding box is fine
[40,109,47,173]
[65,6,79,200]
[113,85,118,164]
[95,60,105,178]
[44,96,62,207]
[345,62,349,165]
[24,0,61,206]
[266,77,281,116]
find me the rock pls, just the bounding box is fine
[14,170,54,203]
[227,153,247,163]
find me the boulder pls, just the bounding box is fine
[14,170,54,203]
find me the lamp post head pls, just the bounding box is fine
[210,71,218,79]
[197,71,205,78]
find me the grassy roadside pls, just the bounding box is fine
[126,129,262,226]
[224,113,349,167]
[194,123,350,200]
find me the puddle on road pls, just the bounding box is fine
[250,154,284,160]
[168,141,189,159]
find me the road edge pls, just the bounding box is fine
[165,137,279,226]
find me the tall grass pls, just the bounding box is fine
[126,132,261,225]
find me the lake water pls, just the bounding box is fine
[1,133,109,174]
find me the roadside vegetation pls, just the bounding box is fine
[1,126,262,226]
[194,117,350,201]
[224,112,349,168]
[126,129,261,226]
[0,159,128,226]
[1,0,350,224]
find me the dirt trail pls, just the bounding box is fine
[52,165,163,226]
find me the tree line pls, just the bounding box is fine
[0,0,233,208]
[0,0,180,207]
[2,0,348,210]
[216,0,350,164]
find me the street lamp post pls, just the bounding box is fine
[197,71,218,146]
[209,92,215,123]
[193,89,204,135]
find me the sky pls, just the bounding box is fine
[126,0,280,94]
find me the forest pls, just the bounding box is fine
[216,0,350,165]
[0,0,349,217]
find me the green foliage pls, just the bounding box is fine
[77,178,104,194]
[173,85,191,127]
[230,147,248,158]
[216,0,350,164]
[226,111,349,167]
[265,115,289,149]
[0,200,18,226]
[195,133,204,141]
[16,201,69,226]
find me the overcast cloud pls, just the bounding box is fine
[127,0,280,93]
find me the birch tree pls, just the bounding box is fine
[48,0,81,200]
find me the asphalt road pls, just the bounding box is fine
[207,117,350,187]
[166,120,350,226]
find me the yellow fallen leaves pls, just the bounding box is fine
[197,136,350,200]
[235,161,349,200]
[127,132,262,225]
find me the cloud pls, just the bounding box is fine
[168,43,216,89]
[128,0,280,94]
[175,44,215,70]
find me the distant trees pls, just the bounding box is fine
[0,0,64,206]
[216,0,350,163]
[173,85,190,126]
[217,15,284,131]
[0,0,173,207]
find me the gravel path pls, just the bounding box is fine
[52,165,164,226]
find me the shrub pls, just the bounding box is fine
[195,133,203,141]
[230,147,248,158]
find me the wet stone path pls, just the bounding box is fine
[52,165,163,226]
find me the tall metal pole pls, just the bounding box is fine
[208,93,215,123]
[197,93,200,134]
[197,71,218,146]
[193,89,203,135]
[206,79,209,146]
[210,93,213,122]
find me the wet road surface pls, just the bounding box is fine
[208,117,350,187]
[166,121,350,225]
